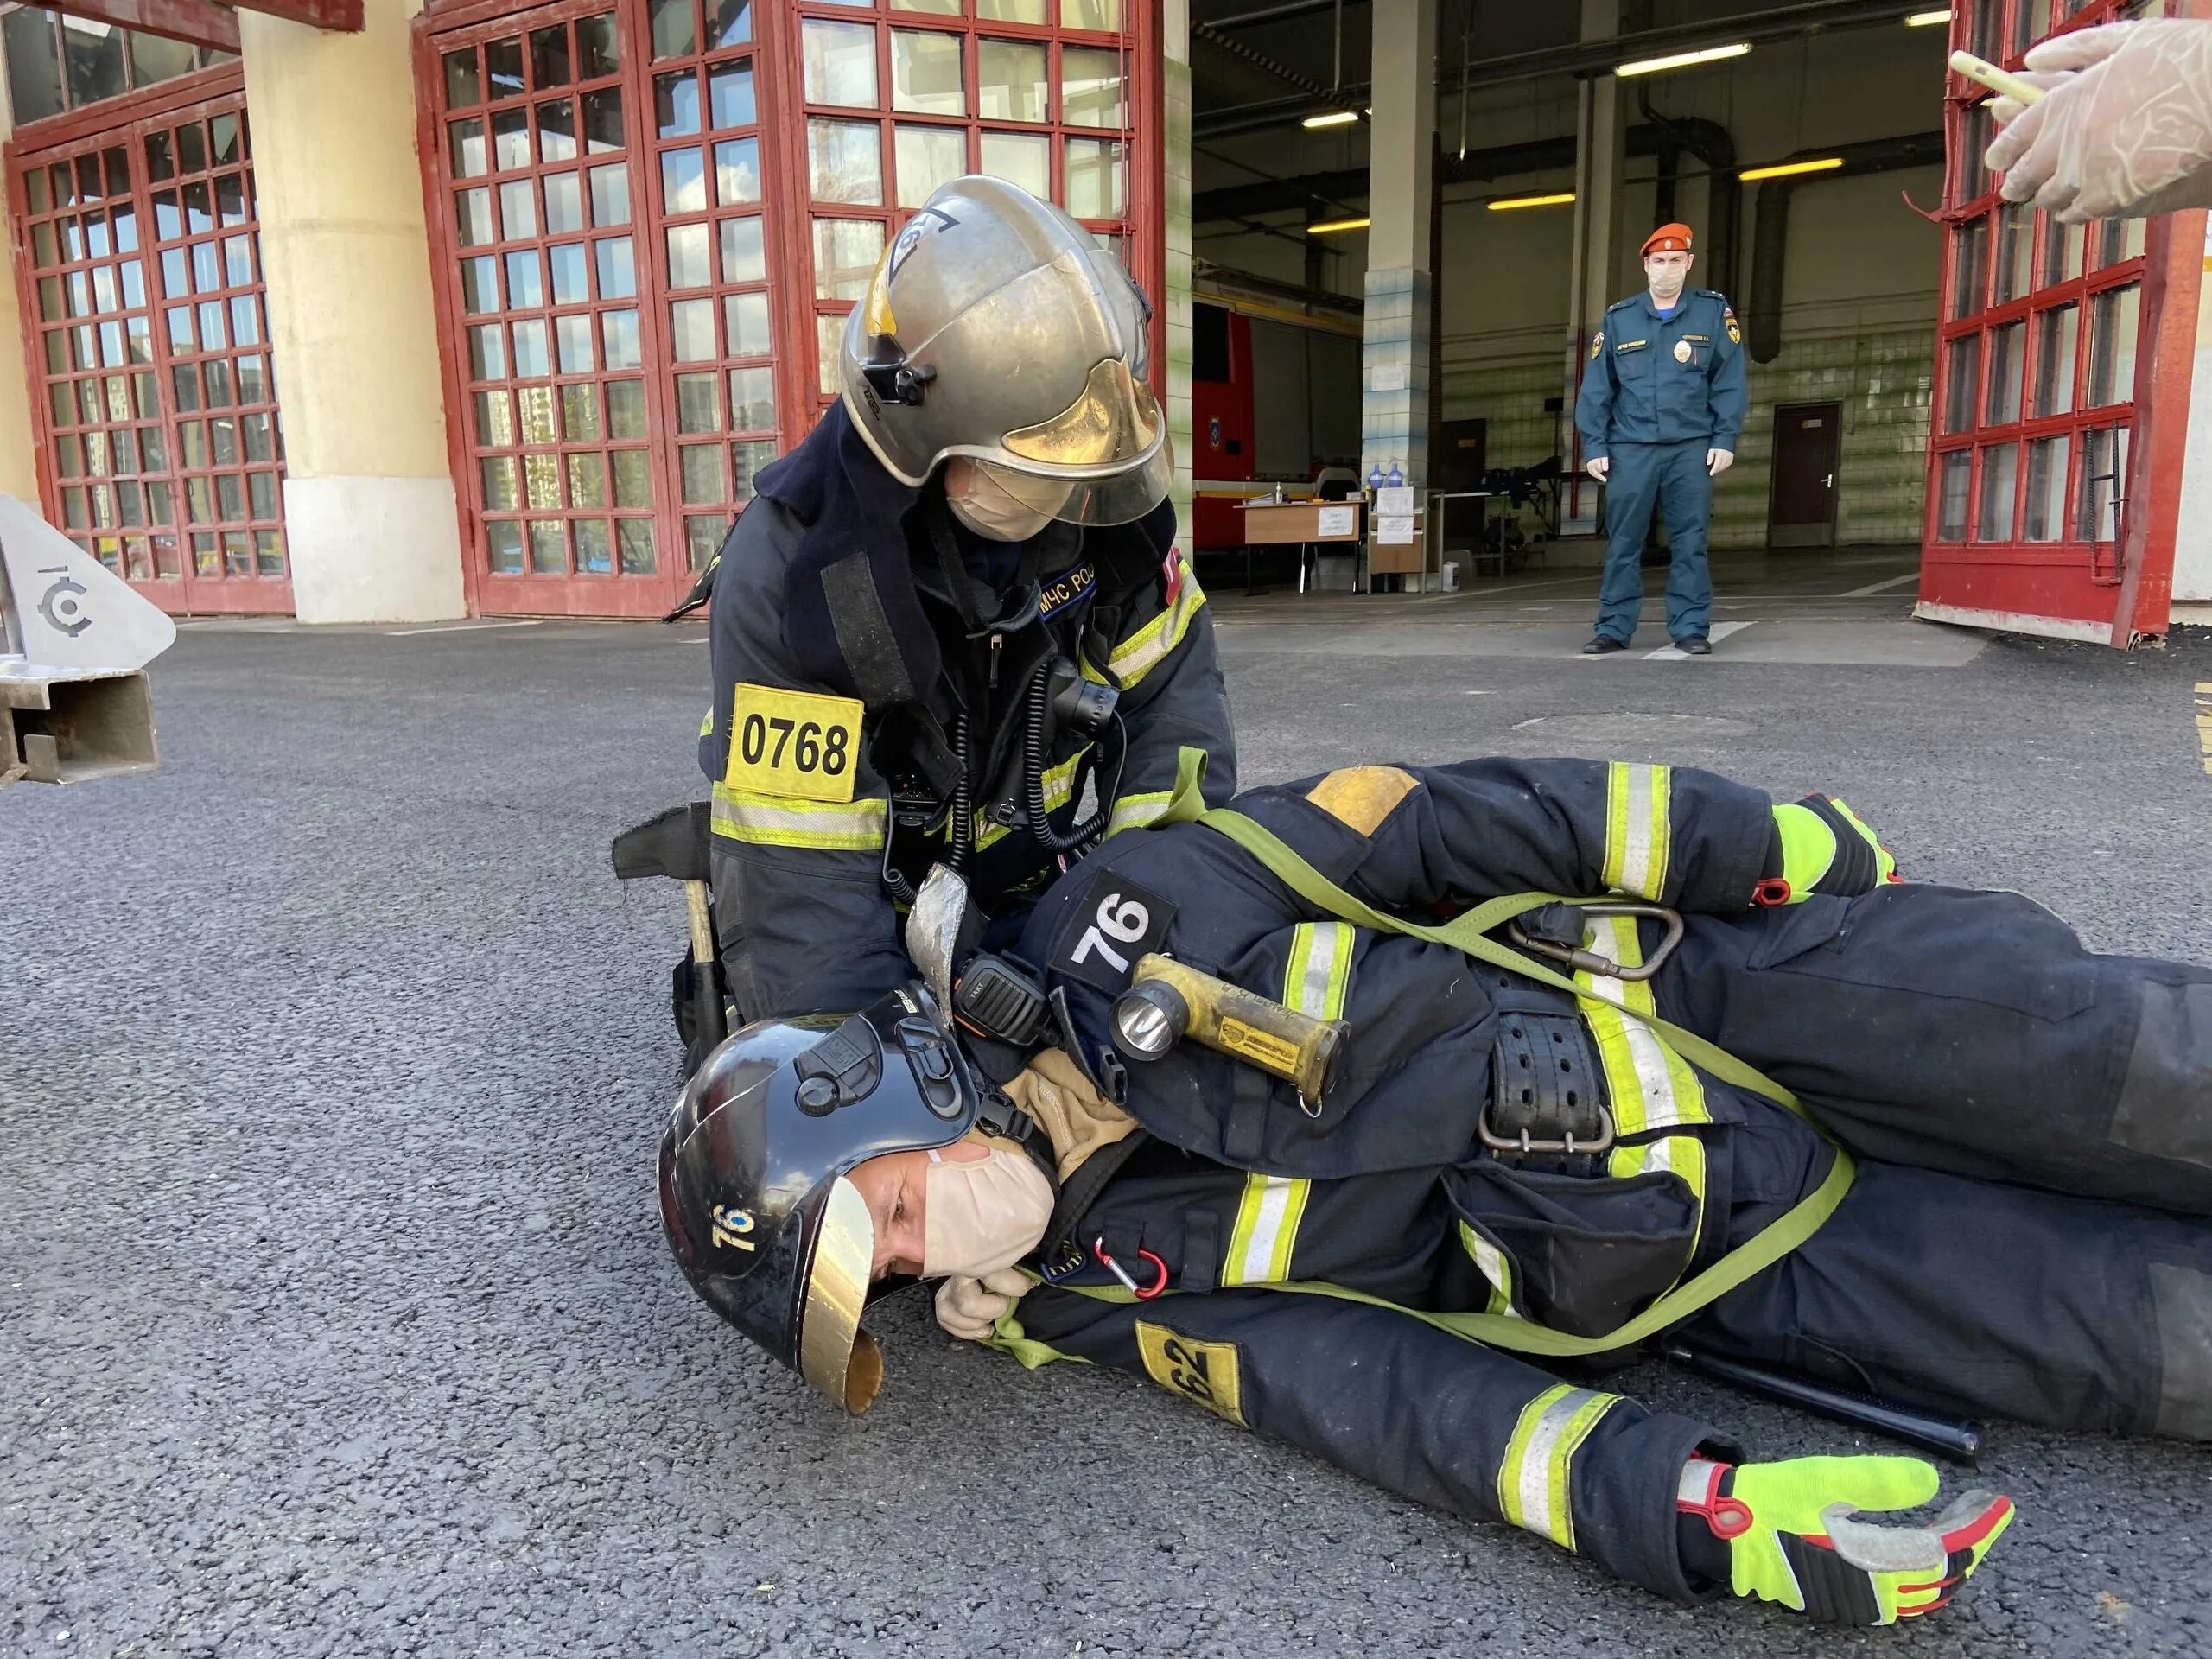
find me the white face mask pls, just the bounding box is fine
[1647,260,1688,302]
[922,1136,1055,1279]
[944,458,1059,543]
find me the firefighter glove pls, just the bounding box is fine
[1763,795,1897,904]
[933,1267,1033,1342]
[1679,1456,2015,1625]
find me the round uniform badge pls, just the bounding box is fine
[1674,339,1692,363]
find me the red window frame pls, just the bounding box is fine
[6,67,291,615]
[1922,0,2206,642]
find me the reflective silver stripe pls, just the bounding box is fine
[1618,762,1656,897]
[711,786,887,849]
[1226,1174,1307,1285]
[1501,1385,1615,1550]
[1292,922,1353,1018]
[1106,791,1171,836]
[1459,1224,1522,1319]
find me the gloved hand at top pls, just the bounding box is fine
[1759,794,1899,906]
[1678,1455,2016,1624]
[1985,20,2212,221]
[933,1267,1033,1341]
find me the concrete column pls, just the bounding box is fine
[1361,0,1435,490]
[0,65,46,504]
[1162,0,1195,562]
[1564,0,1626,524]
[242,0,465,623]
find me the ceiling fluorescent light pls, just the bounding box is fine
[1904,10,1953,24]
[1738,156,1846,181]
[1615,42,1751,77]
[1306,216,1370,235]
[1487,192,1577,211]
[1302,110,1361,129]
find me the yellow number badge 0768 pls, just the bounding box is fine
[723,684,865,804]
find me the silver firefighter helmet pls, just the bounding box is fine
[841,175,1170,527]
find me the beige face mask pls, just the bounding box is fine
[922,1134,1055,1280]
[944,457,1061,543]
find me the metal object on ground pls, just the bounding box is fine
[1662,1344,1984,1466]
[0,494,175,789]
[1112,953,1346,1110]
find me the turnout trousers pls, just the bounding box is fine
[1655,884,2212,1440]
[1596,438,1713,645]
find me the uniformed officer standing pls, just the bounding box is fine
[690,176,1236,1037]
[1574,223,1748,655]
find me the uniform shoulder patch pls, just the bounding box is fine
[1304,766,1421,836]
[1135,1320,1248,1428]
[1589,331,1604,360]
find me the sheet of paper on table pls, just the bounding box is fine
[1316,505,1357,537]
[1376,486,1415,516]
[1376,514,1415,545]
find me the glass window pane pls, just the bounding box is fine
[607,378,647,438]
[456,187,494,247]
[1983,321,2022,425]
[710,62,755,129]
[677,371,719,434]
[529,519,566,574]
[531,24,571,90]
[518,384,557,442]
[523,452,560,508]
[726,290,772,356]
[657,68,700,137]
[2032,304,2076,417]
[980,130,1049,200]
[709,0,752,49]
[805,19,879,108]
[595,235,637,298]
[499,178,537,240]
[620,517,657,574]
[729,365,776,431]
[1958,101,1992,203]
[2077,425,2126,542]
[733,439,776,501]
[1975,442,2017,542]
[1061,0,1120,25]
[604,308,642,372]
[613,449,652,506]
[721,216,766,283]
[578,11,620,77]
[461,256,499,315]
[1062,47,1123,127]
[687,514,725,570]
[481,454,518,510]
[2041,213,2082,286]
[584,87,624,153]
[591,163,630,226]
[817,313,846,395]
[1950,217,1986,321]
[475,390,515,446]
[556,313,595,372]
[667,221,712,288]
[450,118,489,180]
[2023,435,2068,543]
[568,450,607,508]
[493,108,531,170]
[561,382,601,441]
[1065,138,1123,219]
[808,119,882,204]
[575,518,613,573]
[681,442,721,503]
[468,322,505,378]
[539,99,578,163]
[892,30,964,117]
[650,0,696,60]
[663,147,707,215]
[715,137,762,205]
[813,217,885,302]
[1936,451,1970,542]
[546,170,588,234]
[505,249,545,308]
[486,35,524,98]
[512,317,550,377]
[486,519,524,574]
[895,124,966,208]
[1992,202,2031,306]
[2087,283,2139,407]
[550,241,588,304]
[978,39,1046,123]
[978,0,1047,18]
[1942,334,1980,435]
[896,0,961,10]
[671,296,716,362]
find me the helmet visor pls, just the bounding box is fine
[1002,357,1162,471]
[798,1175,884,1414]
[973,437,1173,528]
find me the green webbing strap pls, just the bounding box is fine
[1127,805,1859,1357]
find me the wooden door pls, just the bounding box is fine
[1768,401,1840,548]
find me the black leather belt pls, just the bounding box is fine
[1482,1007,1614,1156]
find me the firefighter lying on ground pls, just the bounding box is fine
[658,757,2212,1626]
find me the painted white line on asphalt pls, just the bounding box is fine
[1839,572,1922,597]
[385,620,547,636]
[1643,621,1755,659]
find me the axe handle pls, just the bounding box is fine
[685,880,716,965]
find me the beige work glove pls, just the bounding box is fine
[1986,21,2212,221]
[933,1267,1032,1341]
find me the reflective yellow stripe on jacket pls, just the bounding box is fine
[1088,566,1208,690]
[976,747,1087,853]
[1218,920,1355,1288]
[1602,761,1671,900]
[711,783,887,850]
[1497,1382,1620,1550]
[1575,912,1711,1234]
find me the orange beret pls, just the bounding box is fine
[1640,222,1694,257]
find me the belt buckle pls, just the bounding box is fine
[1478,1099,1616,1158]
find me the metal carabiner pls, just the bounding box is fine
[1509,902,1685,981]
[1093,1236,1169,1300]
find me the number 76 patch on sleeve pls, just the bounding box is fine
[723,683,864,803]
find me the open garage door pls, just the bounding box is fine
[1916,0,2206,646]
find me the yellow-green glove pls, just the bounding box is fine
[1678,1456,2014,1624]
[1758,795,1899,906]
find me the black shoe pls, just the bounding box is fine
[1580,635,1627,655]
[1675,635,1712,655]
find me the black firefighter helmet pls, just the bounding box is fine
[658,982,985,1414]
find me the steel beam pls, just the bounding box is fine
[38,0,238,52]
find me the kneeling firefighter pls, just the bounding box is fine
[660,755,2212,1627]
[680,175,1235,1047]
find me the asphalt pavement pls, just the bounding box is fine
[5,573,2211,1657]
